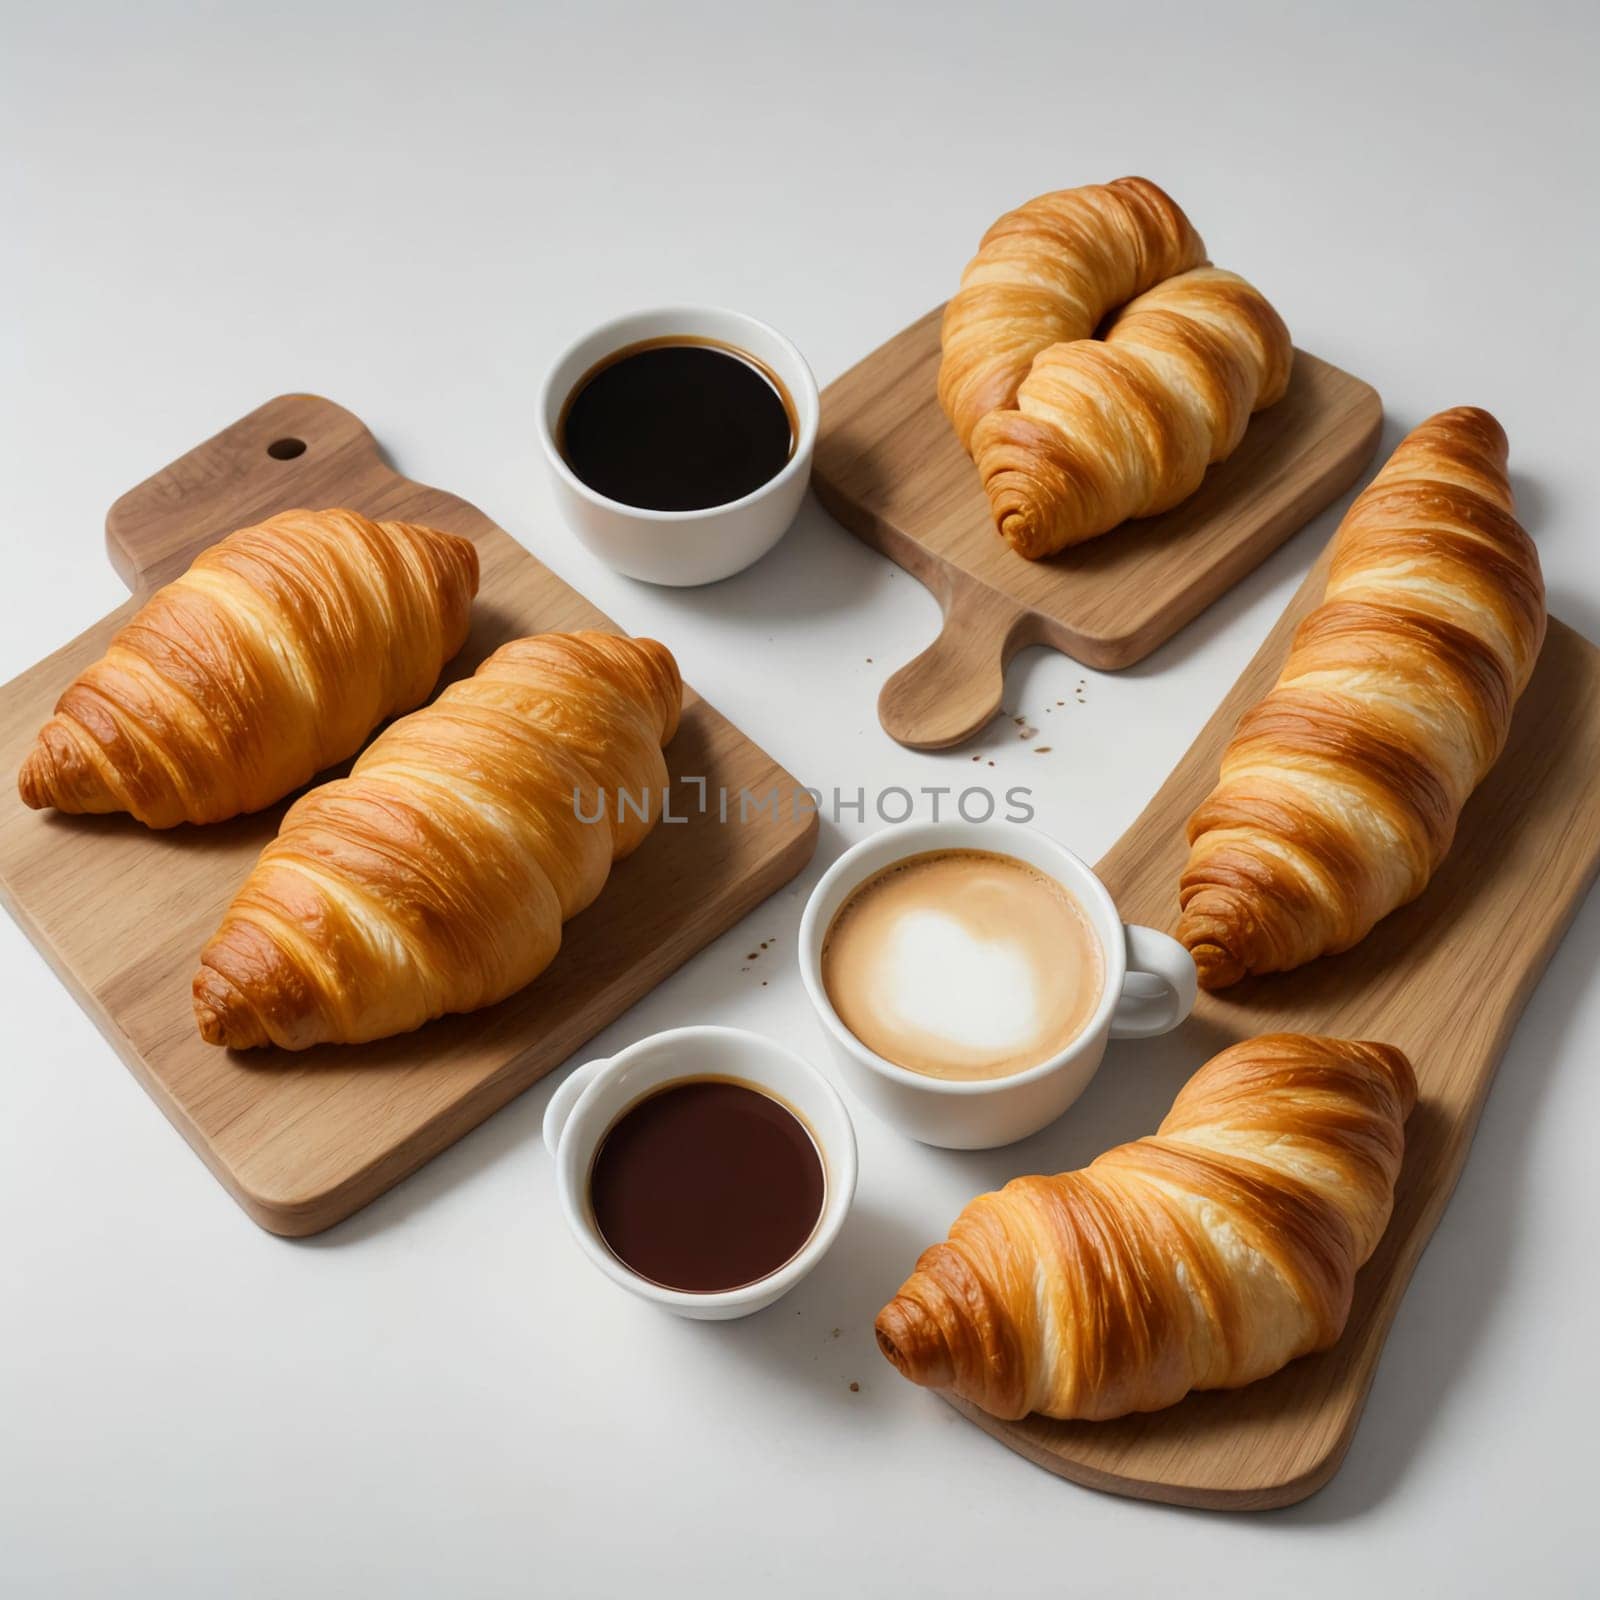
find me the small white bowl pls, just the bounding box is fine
[537,306,820,586]
[797,820,1198,1149]
[542,1025,857,1320]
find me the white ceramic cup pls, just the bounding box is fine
[536,306,820,586]
[797,820,1198,1149]
[541,1025,857,1320]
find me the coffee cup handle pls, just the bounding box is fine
[1109,925,1199,1040]
[542,1056,610,1157]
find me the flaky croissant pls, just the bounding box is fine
[973,267,1293,558]
[938,177,1207,452]
[1178,407,1546,989]
[18,508,479,827]
[876,1034,1415,1421]
[192,631,681,1049]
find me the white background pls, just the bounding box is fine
[4,2,1597,1594]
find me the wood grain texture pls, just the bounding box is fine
[812,306,1383,749]
[939,541,1600,1509]
[0,395,818,1236]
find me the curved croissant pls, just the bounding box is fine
[1179,407,1546,988]
[192,631,681,1049]
[876,1034,1415,1421]
[938,177,1207,451]
[972,267,1293,558]
[18,508,479,828]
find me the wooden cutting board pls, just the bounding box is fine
[0,395,818,1236]
[812,306,1382,750]
[938,544,1600,1509]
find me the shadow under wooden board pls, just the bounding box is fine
[0,395,818,1237]
[812,305,1383,750]
[936,543,1600,1510]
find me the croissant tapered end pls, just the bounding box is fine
[874,1294,955,1392]
[1175,888,1253,989]
[193,963,272,1051]
[973,412,1085,560]
[1376,1043,1414,1120]
[16,727,61,811]
[1360,1038,1419,1121]
[382,519,482,636]
[1186,940,1248,991]
[17,718,118,817]
[628,635,683,747]
[1415,405,1509,468]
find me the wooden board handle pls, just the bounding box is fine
[104,394,389,593]
[877,587,1030,750]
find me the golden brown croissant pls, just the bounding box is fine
[972,267,1294,558]
[876,1034,1415,1421]
[938,177,1207,451]
[1178,407,1546,989]
[18,508,479,828]
[192,631,681,1049]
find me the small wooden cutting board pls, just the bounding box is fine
[812,306,1382,749]
[0,395,818,1236]
[938,544,1600,1509]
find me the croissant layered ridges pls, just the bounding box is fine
[938,177,1208,451]
[875,1035,1416,1422]
[1178,407,1546,989]
[193,631,682,1050]
[17,508,480,827]
[973,266,1294,557]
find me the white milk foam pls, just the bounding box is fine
[876,909,1044,1053]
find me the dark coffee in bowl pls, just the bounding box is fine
[588,1077,824,1292]
[559,338,796,512]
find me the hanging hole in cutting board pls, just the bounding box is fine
[266,437,307,460]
